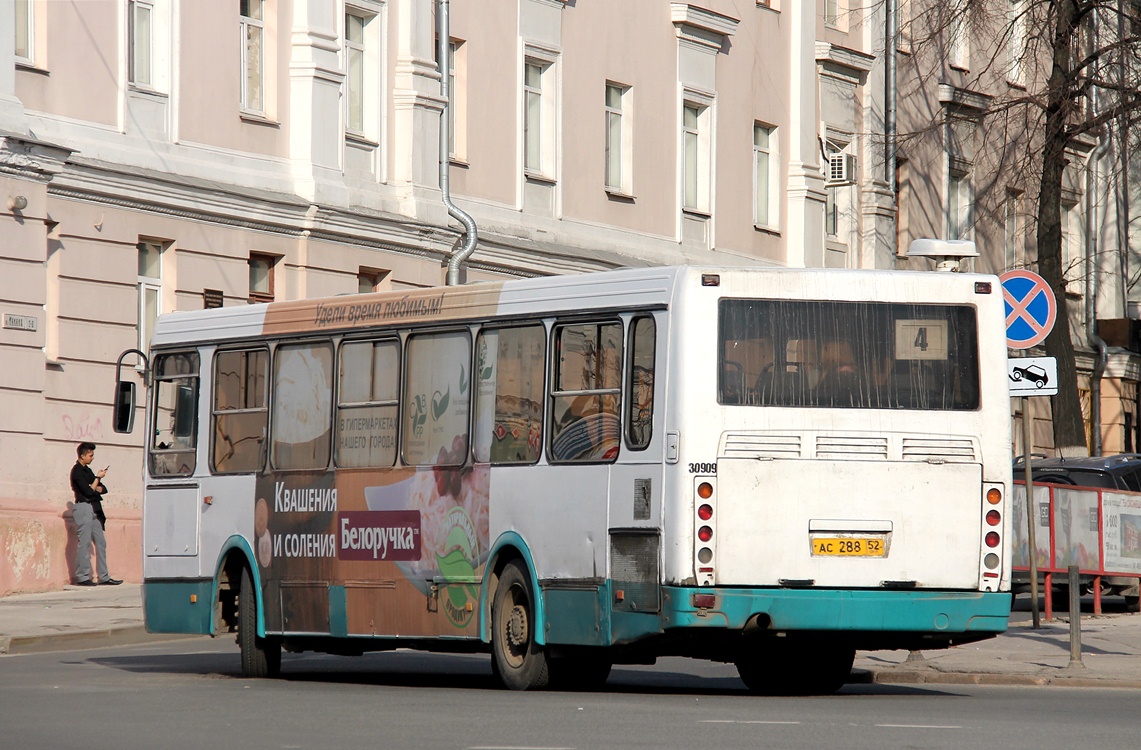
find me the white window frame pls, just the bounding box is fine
[522,46,558,180]
[128,0,154,88]
[605,82,632,195]
[345,12,367,136]
[753,123,777,229]
[949,0,969,70]
[681,90,713,215]
[137,240,163,361]
[14,0,34,65]
[240,0,265,114]
[824,0,841,28]
[1004,190,1022,269]
[1007,0,1027,85]
[946,169,973,241]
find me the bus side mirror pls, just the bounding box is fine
[113,380,136,434]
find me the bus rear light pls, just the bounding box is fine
[692,593,716,608]
[983,571,999,578]
[986,510,1001,526]
[697,482,713,499]
[698,503,713,521]
[698,525,713,542]
[697,547,713,563]
[986,488,1002,505]
[983,553,1000,568]
[985,531,1000,548]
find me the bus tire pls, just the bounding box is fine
[549,654,612,692]
[736,640,853,695]
[239,566,281,678]
[492,560,549,690]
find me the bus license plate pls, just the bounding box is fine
[810,536,886,557]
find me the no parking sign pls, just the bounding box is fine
[999,270,1056,349]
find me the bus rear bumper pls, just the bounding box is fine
[662,587,1011,636]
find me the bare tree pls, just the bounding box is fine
[899,0,1141,454]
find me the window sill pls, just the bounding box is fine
[240,111,280,128]
[449,157,470,168]
[1006,80,1027,92]
[524,171,557,186]
[345,132,379,148]
[949,63,970,73]
[682,208,711,220]
[128,85,168,100]
[605,188,636,203]
[15,60,48,76]
[754,224,780,236]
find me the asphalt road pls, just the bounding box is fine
[2,638,1139,750]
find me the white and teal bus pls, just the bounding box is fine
[114,263,1012,694]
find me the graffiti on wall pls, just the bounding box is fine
[62,412,105,442]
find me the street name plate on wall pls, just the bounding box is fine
[3,314,38,331]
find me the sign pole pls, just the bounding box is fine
[1022,395,1040,629]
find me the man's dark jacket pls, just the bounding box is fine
[70,462,107,528]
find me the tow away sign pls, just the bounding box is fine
[1008,356,1058,397]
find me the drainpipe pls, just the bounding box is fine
[1086,10,1110,456]
[438,0,478,286]
[885,0,897,194]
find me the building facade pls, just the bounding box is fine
[2,1,1136,595]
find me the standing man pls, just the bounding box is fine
[70,442,121,586]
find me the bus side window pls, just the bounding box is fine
[212,348,268,474]
[402,330,471,467]
[150,351,200,477]
[473,325,545,465]
[550,321,622,463]
[271,341,334,470]
[336,339,399,468]
[626,316,655,449]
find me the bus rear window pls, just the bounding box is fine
[718,300,979,410]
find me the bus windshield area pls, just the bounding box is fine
[718,299,980,410]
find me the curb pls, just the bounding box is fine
[0,627,203,656]
[851,668,1141,690]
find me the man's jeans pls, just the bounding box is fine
[74,503,109,583]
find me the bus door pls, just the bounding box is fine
[605,315,663,619]
[143,351,202,563]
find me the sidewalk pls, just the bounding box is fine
[1,584,1140,687]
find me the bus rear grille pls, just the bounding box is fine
[815,435,889,459]
[902,437,977,462]
[722,433,802,458]
[610,532,660,614]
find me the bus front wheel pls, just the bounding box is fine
[238,566,281,678]
[492,560,549,690]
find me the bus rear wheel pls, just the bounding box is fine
[492,560,549,690]
[238,566,281,678]
[736,640,854,695]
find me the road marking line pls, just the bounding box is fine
[700,720,801,725]
[876,724,962,729]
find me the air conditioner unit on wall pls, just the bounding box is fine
[825,152,857,186]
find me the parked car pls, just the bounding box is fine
[1011,454,1141,612]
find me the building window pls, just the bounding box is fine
[754,123,776,227]
[249,253,275,303]
[240,0,265,113]
[824,0,840,27]
[14,0,33,63]
[128,1,153,87]
[523,51,557,178]
[345,12,366,134]
[358,268,390,294]
[947,171,972,241]
[682,100,712,213]
[1007,0,1027,85]
[1004,190,1022,269]
[138,241,162,357]
[605,83,633,194]
[949,0,969,69]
